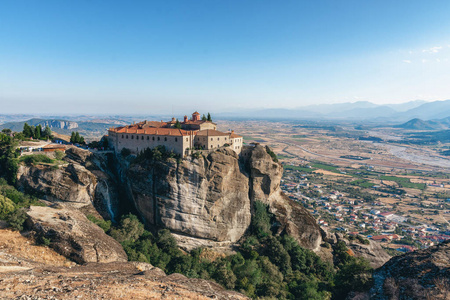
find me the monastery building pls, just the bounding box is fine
[108,112,243,156]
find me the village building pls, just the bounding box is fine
[107,112,243,156]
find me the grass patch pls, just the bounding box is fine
[380,175,426,190]
[277,154,294,160]
[311,163,340,173]
[242,135,255,141]
[350,179,375,188]
[284,165,316,173]
[18,154,65,166]
[292,134,308,138]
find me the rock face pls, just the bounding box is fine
[348,240,391,269]
[127,144,322,251]
[17,147,120,218]
[128,148,252,245]
[333,233,391,268]
[26,205,127,264]
[370,240,450,299]
[17,145,322,252]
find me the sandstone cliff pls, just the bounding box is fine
[126,145,322,251]
[16,145,322,252]
[16,147,120,218]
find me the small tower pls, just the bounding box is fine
[184,115,188,123]
[192,111,200,121]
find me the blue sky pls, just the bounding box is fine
[1,0,450,114]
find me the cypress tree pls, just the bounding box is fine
[207,113,212,122]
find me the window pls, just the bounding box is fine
[122,134,124,138]
[217,138,219,141]
[153,136,155,141]
[211,145,213,148]
[126,135,128,139]
[211,138,213,141]
[157,137,160,141]
[147,136,149,140]
[175,138,178,142]
[132,135,134,139]
[142,136,144,140]
[186,138,188,141]
[225,138,227,140]
[164,137,167,141]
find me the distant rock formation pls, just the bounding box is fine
[370,240,450,299]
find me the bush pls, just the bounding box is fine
[54,150,65,161]
[265,146,278,163]
[0,195,15,220]
[6,208,28,231]
[86,214,111,232]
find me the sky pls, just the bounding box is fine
[1,0,450,114]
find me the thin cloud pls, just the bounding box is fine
[402,60,412,63]
[422,46,443,53]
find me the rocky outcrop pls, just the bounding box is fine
[128,148,252,247]
[348,240,391,269]
[26,205,127,264]
[17,163,97,207]
[370,240,450,299]
[17,147,120,218]
[16,145,322,252]
[127,144,322,251]
[0,230,247,300]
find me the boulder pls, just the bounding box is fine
[26,205,127,264]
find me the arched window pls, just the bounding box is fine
[157,137,160,141]
[164,137,167,141]
[131,135,134,139]
[126,135,128,139]
[147,136,149,140]
[122,134,124,138]
[141,136,144,140]
[175,138,178,142]
[152,136,155,141]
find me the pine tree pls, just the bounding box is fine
[74,132,80,143]
[202,114,207,121]
[22,123,32,137]
[175,119,181,129]
[207,113,212,122]
[35,125,42,140]
[43,126,52,139]
[70,132,76,143]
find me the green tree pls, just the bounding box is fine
[22,123,32,138]
[110,214,145,243]
[207,112,212,122]
[202,114,207,121]
[174,119,181,129]
[35,124,42,139]
[43,125,52,139]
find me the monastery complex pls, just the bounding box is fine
[108,112,243,156]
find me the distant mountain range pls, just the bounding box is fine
[395,117,450,130]
[216,100,450,122]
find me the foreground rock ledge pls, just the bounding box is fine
[0,262,248,300]
[26,205,127,264]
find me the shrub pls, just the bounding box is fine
[265,146,278,163]
[0,195,15,220]
[86,214,111,232]
[19,154,53,166]
[6,208,28,231]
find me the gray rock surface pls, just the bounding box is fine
[348,240,391,269]
[26,205,127,264]
[370,240,450,299]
